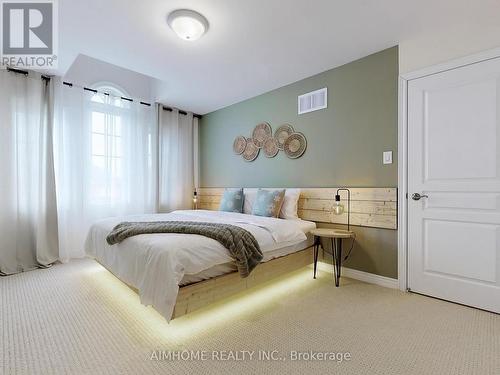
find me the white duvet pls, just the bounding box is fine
[84,210,312,321]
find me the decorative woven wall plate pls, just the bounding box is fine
[242,137,260,161]
[263,137,279,158]
[252,122,272,148]
[233,136,247,155]
[274,124,294,150]
[284,132,307,159]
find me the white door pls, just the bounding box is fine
[408,57,500,313]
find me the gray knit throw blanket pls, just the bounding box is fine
[106,221,263,278]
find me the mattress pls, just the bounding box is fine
[85,210,316,321]
[180,233,315,286]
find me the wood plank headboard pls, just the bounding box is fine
[197,188,397,230]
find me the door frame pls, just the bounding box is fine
[397,46,500,291]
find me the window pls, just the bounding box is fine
[55,80,156,259]
[89,85,128,203]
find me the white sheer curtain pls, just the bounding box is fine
[54,81,157,260]
[158,106,198,212]
[0,71,59,275]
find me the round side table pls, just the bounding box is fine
[310,228,355,287]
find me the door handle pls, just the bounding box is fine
[411,193,429,201]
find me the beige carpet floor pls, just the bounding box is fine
[1,258,499,375]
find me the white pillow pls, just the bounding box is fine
[243,188,258,214]
[243,188,301,219]
[279,189,301,219]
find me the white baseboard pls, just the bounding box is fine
[341,266,399,289]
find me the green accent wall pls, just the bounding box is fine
[200,46,398,188]
[199,46,398,279]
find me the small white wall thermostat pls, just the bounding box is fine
[383,151,393,165]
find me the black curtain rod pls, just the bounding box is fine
[7,66,51,81]
[162,105,202,119]
[6,70,196,113]
[7,67,28,75]
[63,81,151,107]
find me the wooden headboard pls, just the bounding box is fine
[197,188,397,230]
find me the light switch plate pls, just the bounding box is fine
[383,151,393,165]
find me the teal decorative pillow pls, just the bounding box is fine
[251,189,286,218]
[219,188,244,213]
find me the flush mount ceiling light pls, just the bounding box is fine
[167,9,209,41]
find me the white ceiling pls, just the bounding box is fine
[58,0,500,114]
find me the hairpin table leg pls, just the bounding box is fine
[313,236,319,279]
[333,237,343,287]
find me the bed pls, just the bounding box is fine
[85,209,316,321]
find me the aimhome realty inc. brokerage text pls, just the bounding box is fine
[150,350,352,363]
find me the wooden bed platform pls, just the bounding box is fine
[172,246,314,319]
[115,246,314,320]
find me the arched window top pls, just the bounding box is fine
[90,82,129,107]
[92,81,129,97]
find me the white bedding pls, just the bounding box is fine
[179,234,314,285]
[84,210,316,321]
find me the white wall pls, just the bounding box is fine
[399,19,500,73]
[63,54,158,101]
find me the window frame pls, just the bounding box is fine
[88,83,130,203]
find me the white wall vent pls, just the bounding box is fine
[298,87,327,115]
